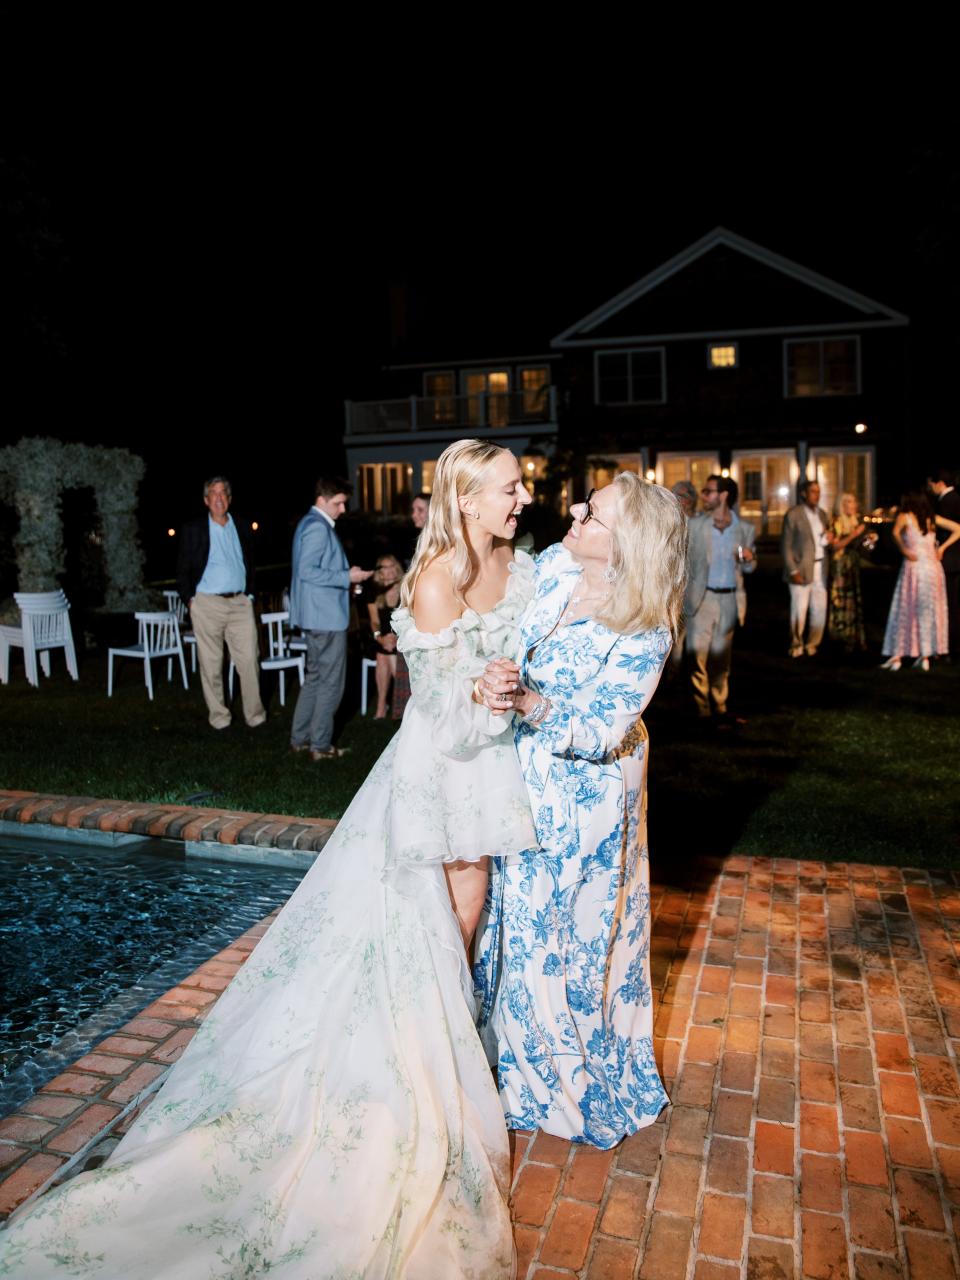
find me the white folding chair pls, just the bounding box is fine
[360,657,377,715]
[228,610,304,707]
[0,590,79,687]
[107,611,189,700]
[163,589,197,673]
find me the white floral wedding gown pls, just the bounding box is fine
[0,553,536,1280]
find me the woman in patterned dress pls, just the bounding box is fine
[828,492,869,652]
[475,476,687,1147]
[0,441,536,1280]
[880,491,960,671]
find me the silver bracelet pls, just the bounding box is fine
[523,695,550,727]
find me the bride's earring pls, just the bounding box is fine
[603,565,618,583]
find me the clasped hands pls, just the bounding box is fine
[476,658,537,717]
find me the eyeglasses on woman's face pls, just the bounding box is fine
[578,489,611,531]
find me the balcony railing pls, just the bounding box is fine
[345,387,557,436]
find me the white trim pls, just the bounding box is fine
[707,341,739,370]
[550,226,909,347]
[553,318,905,348]
[782,335,862,399]
[594,347,666,406]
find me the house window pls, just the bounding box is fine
[656,453,719,496]
[708,343,738,369]
[421,460,437,493]
[810,448,873,518]
[423,372,457,424]
[587,454,645,492]
[357,463,408,515]
[519,366,550,416]
[785,337,859,397]
[595,349,665,405]
[462,369,511,427]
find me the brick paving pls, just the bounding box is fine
[3,799,960,1276]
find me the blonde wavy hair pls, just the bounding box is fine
[400,439,512,609]
[594,473,688,639]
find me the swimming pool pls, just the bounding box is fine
[0,837,304,1117]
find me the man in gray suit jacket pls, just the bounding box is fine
[289,477,372,760]
[780,479,833,657]
[684,474,756,722]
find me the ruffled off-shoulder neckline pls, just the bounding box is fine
[393,548,535,650]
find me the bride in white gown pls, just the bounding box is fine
[0,441,536,1280]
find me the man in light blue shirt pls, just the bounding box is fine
[684,474,756,724]
[176,477,266,731]
[289,477,372,759]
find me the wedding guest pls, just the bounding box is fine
[366,554,403,718]
[928,469,960,659]
[880,491,960,671]
[781,479,833,657]
[393,492,431,719]
[828,492,869,652]
[671,478,698,519]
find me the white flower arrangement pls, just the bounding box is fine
[0,437,148,610]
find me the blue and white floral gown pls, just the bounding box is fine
[475,543,672,1148]
[0,555,536,1280]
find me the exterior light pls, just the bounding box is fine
[252,521,259,531]
[777,486,790,499]
[721,468,730,479]
[167,528,175,537]
[855,422,867,434]
[526,462,535,472]
[645,469,656,482]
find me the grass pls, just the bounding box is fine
[1,567,957,867]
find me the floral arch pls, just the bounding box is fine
[0,437,146,610]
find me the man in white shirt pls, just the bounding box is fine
[684,475,756,721]
[780,479,833,658]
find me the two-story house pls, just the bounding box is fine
[343,228,909,535]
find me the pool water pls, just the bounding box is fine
[0,838,304,1117]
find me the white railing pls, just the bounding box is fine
[344,387,557,435]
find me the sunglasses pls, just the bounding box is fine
[578,489,611,531]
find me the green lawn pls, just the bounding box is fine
[1,569,958,867]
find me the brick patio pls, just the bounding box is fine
[3,802,960,1276]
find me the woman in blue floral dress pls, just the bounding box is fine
[475,475,687,1147]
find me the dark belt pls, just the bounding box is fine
[706,587,736,594]
[215,591,244,598]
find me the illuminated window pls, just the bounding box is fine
[785,337,859,397]
[519,367,550,416]
[423,372,456,424]
[462,370,510,427]
[595,349,665,404]
[708,343,738,369]
[357,463,408,515]
[421,460,437,493]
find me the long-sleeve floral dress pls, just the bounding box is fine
[0,554,536,1280]
[475,544,672,1148]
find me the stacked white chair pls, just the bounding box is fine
[107,611,189,700]
[0,590,79,687]
[163,589,197,674]
[228,611,304,707]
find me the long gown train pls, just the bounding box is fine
[0,554,536,1280]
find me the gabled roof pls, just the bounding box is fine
[551,227,909,347]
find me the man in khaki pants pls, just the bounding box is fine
[176,477,266,730]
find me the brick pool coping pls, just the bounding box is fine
[4,799,960,1276]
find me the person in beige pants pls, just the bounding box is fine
[176,477,266,730]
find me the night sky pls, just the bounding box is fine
[2,127,957,576]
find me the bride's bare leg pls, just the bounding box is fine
[444,857,490,954]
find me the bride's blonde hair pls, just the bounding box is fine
[594,473,688,639]
[400,438,512,609]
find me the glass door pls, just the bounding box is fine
[655,453,720,499]
[730,449,797,535]
[810,448,873,518]
[462,370,510,427]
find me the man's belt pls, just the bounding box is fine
[706,587,736,593]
